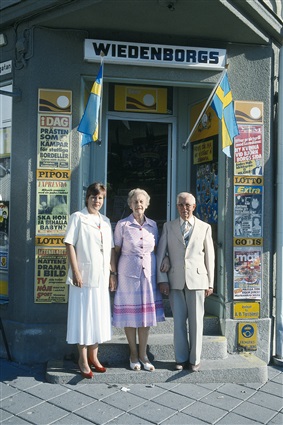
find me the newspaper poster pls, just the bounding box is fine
[35,247,68,303]
[36,169,70,235]
[234,125,263,176]
[234,247,262,299]
[234,186,263,237]
[37,114,71,169]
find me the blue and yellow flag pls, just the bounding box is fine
[211,73,239,157]
[78,64,103,146]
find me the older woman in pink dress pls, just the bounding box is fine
[112,188,165,371]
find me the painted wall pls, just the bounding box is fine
[0,23,276,363]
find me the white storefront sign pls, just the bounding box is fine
[84,39,226,70]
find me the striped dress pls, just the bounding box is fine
[112,214,165,328]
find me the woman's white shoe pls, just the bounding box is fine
[129,358,141,371]
[139,358,155,372]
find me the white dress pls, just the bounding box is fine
[64,207,113,345]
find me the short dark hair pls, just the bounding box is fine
[85,182,106,206]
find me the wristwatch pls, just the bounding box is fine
[110,271,118,276]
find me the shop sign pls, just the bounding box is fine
[238,323,257,350]
[0,60,12,76]
[84,39,226,70]
[234,302,260,319]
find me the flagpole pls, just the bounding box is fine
[97,52,104,146]
[182,68,227,149]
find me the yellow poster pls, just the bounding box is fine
[234,101,263,125]
[38,89,72,114]
[234,302,260,320]
[114,85,168,113]
[193,140,213,164]
[35,247,68,303]
[190,100,219,142]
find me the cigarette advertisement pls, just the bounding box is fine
[234,247,262,299]
[234,125,263,176]
[36,170,70,235]
[35,247,68,303]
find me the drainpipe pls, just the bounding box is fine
[274,46,283,366]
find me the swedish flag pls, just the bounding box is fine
[78,64,103,146]
[211,73,239,157]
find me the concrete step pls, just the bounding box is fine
[99,334,228,363]
[46,353,268,385]
[112,315,220,336]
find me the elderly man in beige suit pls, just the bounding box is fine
[157,192,215,372]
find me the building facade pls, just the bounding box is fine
[0,0,282,365]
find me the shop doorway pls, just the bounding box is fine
[106,119,170,232]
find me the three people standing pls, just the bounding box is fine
[65,185,215,376]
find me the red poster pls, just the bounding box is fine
[234,125,263,176]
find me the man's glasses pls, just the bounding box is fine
[177,203,195,208]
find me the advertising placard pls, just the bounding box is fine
[193,140,213,164]
[234,247,262,299]
[37,114,71,169]
[234,185,263,237]
[234,101,263,125]
[35,247,68,303]
[36,170,70,235]
[234,125,263,176]
[190,100,219,142]
[114,85,168,113]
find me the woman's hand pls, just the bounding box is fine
[205,288,213,297]
[72,270,83,287]
[160,256,170,272]
[109,275,117,292]
[159,282,170,296]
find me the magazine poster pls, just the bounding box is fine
[36,170,70,235]
[35,247,68,303]
[37,114,71,169]
[234,186,263,237]
[234,247,262,299]
[234,125,263,176]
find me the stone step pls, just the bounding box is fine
[46,353,268,385]
[112,315,220,336]
[99,334,228,363]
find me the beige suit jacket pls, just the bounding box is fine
[156,217,215,290]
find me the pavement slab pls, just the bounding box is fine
[0,359,282,425]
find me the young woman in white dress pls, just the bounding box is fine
[64,183,117,379]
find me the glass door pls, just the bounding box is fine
[106,119,170,233]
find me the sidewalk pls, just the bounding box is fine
[0,358,282,424]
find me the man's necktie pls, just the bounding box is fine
[182,221,191,247]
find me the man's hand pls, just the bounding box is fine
[159,282,170,296]
[160,256,170,272]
